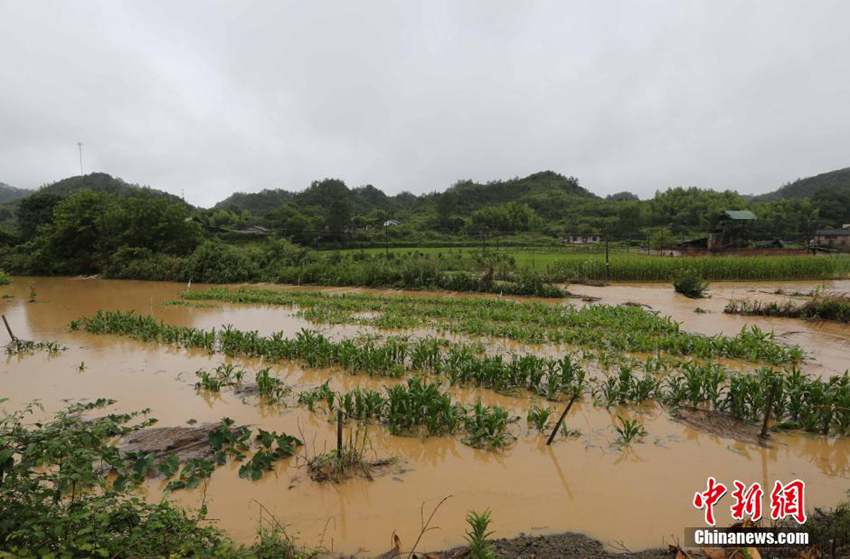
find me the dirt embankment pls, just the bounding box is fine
[427,532,670,558]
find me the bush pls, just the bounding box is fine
[673,269,708,298]
[0,399,313,558]
[106,247,187,281]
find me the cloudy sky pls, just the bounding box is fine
[1,1,849,206]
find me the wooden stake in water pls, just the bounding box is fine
[547,391,580,446]
[760,382,777,439]
[336,410,344,458]
[2,314,16,342]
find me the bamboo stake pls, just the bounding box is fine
[760,382,777,439]
[546,391,580,446]
[2,315,16,342]
[336,410,344,458]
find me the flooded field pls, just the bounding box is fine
[2,277,850,556]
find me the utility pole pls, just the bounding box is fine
[384,222,389,257]
[77,142,84,176]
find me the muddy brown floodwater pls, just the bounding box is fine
[2,277,849,556]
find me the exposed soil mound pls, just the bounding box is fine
[425,532,670,558]
[118,423,219,461]
[671,408,768,447]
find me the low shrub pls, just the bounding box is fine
[673,269,708,298]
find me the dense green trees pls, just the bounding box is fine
[17,191,62,240]
[4,189,201,275]
[470,202,540,233]
[203,169,848,243]
[1,168,847,282]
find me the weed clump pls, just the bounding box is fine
[306,425,397,483]
[673,269,708,298]
[725,292,850,323]
[4,339,66,356]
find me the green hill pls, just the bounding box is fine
[435,171,596,220]
[215,188,295,214]
[35,173,187,205]
[755,167,850,201]
[0,173,192,235]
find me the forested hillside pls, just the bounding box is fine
[0,182,29,204]
[0,165,847,281]
[756,167,850,201]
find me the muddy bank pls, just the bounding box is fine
[426,532,669,558]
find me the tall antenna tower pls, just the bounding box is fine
[77,142,84,176]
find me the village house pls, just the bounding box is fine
[815,225,850,251]
[563,234,601,245]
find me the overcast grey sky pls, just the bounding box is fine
[1,1,849,206]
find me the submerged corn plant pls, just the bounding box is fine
[384,378,465,437]
[254,367,291,404]
[194,363,246,392]
[463,401,515,449]
[298,379,515,449]
[613,415,647,446]
[297,381,336,412]
[595,366,659,407]
[526,405,552,432]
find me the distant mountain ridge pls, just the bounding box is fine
[0,182,30,204]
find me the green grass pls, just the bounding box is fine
[330,247,850,281]
[536,252,850,281]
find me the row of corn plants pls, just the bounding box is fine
[194,354,850,439]
[298,378,515,449]
[71,311,586,399]
[71,311,849,436]
[595,362,850,436]
[181,288,803,365]
[195,363,291,403]
[540,253,850,281]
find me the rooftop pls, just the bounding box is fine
[723,210,757,221]
[817,228,850,236]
